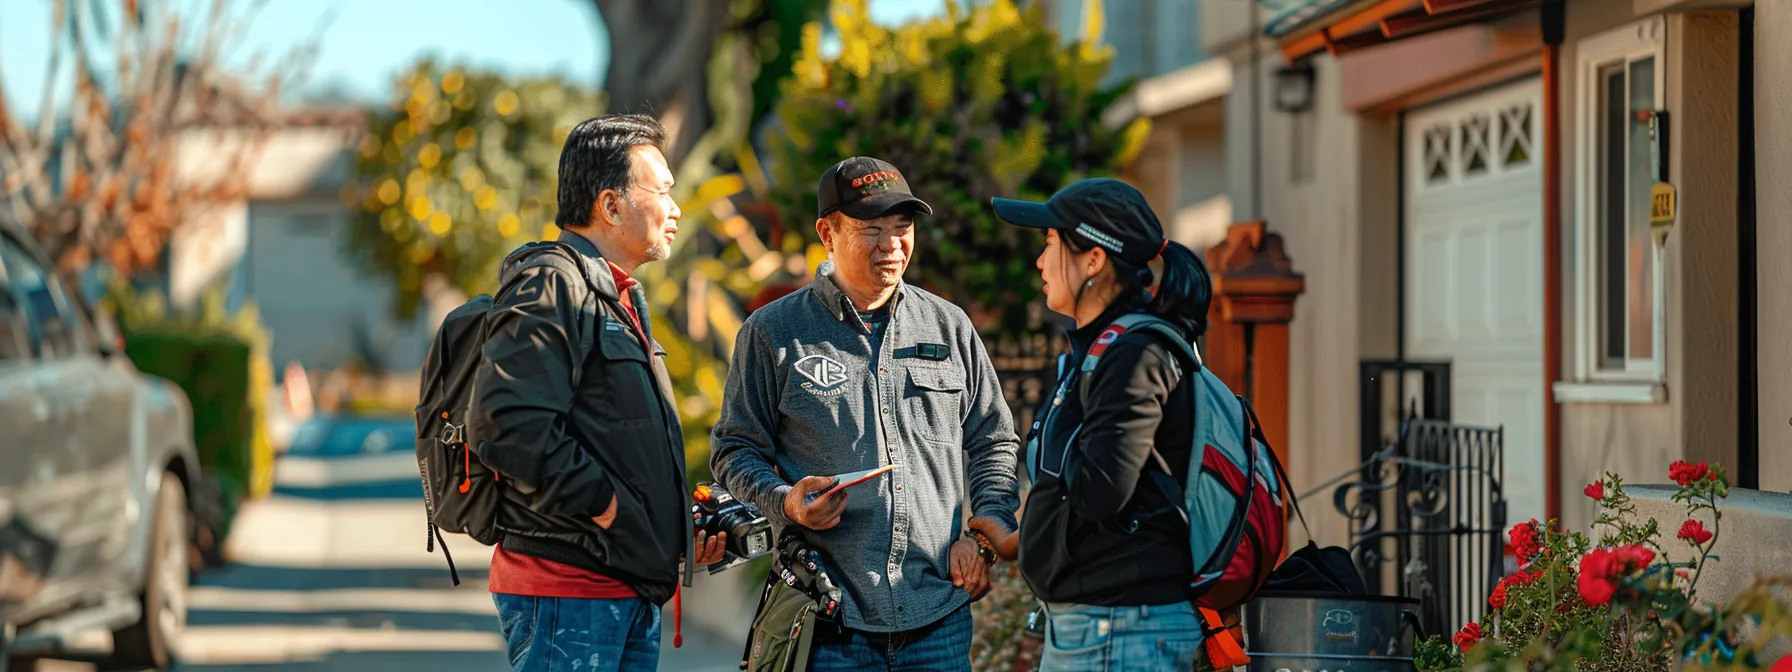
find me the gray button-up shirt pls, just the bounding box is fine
[710,266,1021,633]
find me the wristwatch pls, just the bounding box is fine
[963,529,998,565]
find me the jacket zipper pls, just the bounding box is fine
[619,293,696,587]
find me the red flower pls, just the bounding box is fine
[1507,569,1538,586]
[1489,582,1509,610]
[1454,622,1483,652]
[1670,460,1711,487]
[1677,519,1714,545]
[1509,520,1544,563]
[1614,544,1656,570]
[1578,566,1617,606]
[1585,481,1605,501]
[1577,545,1655,606]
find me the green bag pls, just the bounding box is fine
[744,579,822,672]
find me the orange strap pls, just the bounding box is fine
[1200,607,1250,669]
[672,586,683,648]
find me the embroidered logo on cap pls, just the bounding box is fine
[851,170,900,190]
[1075,223,1127,254]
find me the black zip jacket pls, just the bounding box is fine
[1018,298,1196,606]
[466,231,693,605]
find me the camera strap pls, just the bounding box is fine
[742,531,839,672]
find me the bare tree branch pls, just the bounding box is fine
[0,0,311,286]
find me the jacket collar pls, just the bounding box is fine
[556,230,622,301]
[809,261,905,325]
[1070,293,1151,352]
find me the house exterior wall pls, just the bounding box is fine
[1209,0,1770,542]
[1554,1,1744,531]
[1127,104,1230,250]
[246,199,432,374]
[1756,0,1792,492]
[1203,4,1401,548]
[1055,0,1206,84]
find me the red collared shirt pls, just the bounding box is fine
[487,261,649,599]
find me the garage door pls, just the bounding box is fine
[1405,79,1546,527]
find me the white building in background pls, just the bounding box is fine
[1046,0,1234,251]
[163,108,435,377]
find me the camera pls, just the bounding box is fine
[776,535,843,620]
[691,482,773,572]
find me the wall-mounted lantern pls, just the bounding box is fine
[1273,62,1316,114]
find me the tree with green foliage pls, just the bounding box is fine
[763,0,1151,333]
[588,0,829,170]
[341,62,599,318]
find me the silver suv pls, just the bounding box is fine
[0,224,201,671]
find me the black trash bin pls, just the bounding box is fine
[1243,592,1422,672]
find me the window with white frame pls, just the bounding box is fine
[1573,17,1666,386]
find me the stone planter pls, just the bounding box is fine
[1628,485,1792,667]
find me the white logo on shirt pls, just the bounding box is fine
[794,354,849,392]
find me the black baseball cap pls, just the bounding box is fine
[991,178,1167,267]
[817,157,934,220]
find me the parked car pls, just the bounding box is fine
[0,223,202,671]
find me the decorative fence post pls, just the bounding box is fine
[1203,221,1305,465]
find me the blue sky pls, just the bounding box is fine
[0,0,948,113]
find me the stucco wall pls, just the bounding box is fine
[1208,38,1402,548]
[1554,3,1742,532]
[1756,0,1792,491]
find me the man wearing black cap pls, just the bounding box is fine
[711,157,1021,671]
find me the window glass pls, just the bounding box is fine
[1594,56,1657,371]
[0,236,83,360]
[0,259,26,362]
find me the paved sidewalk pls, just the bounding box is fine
[165,449,749,671]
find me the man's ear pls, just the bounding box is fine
[815,217,834,253]
[594,188,623,228]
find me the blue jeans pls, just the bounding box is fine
[492,594,660,671]
[1040,602,1206,672]
[807,602,973,671]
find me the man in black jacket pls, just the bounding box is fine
[467,114,723,671]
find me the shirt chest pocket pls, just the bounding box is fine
[592,321,658,422]
[903,364,965,442]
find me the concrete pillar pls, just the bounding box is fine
[1756,0,1792,490]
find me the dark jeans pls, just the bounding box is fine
[492,593,660,671]
[806,603,974,672]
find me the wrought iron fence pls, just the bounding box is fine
[987,330,1066,491]
[1335,408,1508,639]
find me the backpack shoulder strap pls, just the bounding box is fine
[1080,313,1199,375]
[1240,395,1310,541]
[1091,315,1263,592]
[1079,314,1206,526]
[501,242,600,388]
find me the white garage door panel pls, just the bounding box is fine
[1405,78,1547,527]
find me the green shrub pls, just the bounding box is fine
[107,285,277,542]
[763,0,1148,333]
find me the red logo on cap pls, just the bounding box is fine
[851,171,899,189]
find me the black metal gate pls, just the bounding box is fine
[1339,360,1509,639]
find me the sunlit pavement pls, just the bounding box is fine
[154,446,747,671]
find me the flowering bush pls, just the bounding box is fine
[1416,462,1792,671]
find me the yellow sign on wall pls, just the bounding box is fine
[1650,182,1677,223]
[1650,182,1677,248]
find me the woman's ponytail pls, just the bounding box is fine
[1147,240,1212,338]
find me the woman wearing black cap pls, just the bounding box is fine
[976,178,1215,671]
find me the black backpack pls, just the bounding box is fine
[414,240,601,585]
